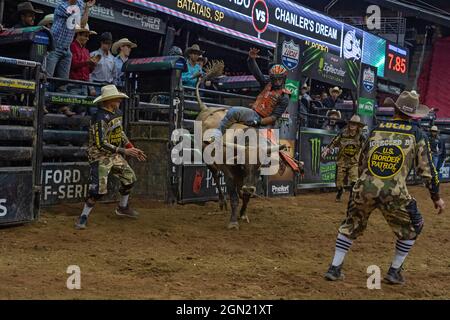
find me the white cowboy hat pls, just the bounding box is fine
[185,44,204,56]
[329,86,343,95]
[326,109,341,119]
[383,90,429,118]
[75,23,97,35]
[348,114,365,127]
[430,125,439,132]
[38,14,53,27]
[112,38,137,55]
[93,85,129,104]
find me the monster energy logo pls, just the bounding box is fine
[310,137,322,175]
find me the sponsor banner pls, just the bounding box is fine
[357,63,377,129]
[0,77,36,91]
[357,97,375,117]
[268,181,293,197]
[41,163,119,205]
[31,0,166,34]
[0,170,34,225]
[181,164,227,202]
[281,40,300,70]
[48,94,95,106]
[276,36,301,141]
[297,128,337,187]
[342,25,363,62]
[302,50,360,90]
[285,78,299,102]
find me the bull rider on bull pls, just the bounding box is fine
[210,48,291,140]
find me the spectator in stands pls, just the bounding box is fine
[429,126,446,170]
[322,109,341,132]
[46,0,95,81]
[68,24,98,116]
[168,46,183,57]
[38,14,54,29]
[299,84,311,127]
[13,2,43,28]
[182,44,204,88]
[90,32,116,93]
[321,92,328,102]
[323,86,343,109]
[112,38,137,88]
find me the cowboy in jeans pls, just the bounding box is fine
[46,0,95,80]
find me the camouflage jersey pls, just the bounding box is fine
[358,119,440,201]
[327,129,365,167]
[87,107,130,162]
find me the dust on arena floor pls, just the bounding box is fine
[0,185,449,299]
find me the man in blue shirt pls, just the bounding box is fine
[182,44,204,88]
[46,0,95,79]
[112,38,137,88]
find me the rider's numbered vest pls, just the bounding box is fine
[252,83,289,118]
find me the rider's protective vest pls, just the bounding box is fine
[252,83,289,118]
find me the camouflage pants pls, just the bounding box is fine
[339,186,424,241]
[89,154,137,196]
[336,164,358,189]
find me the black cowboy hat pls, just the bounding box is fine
[17,2,43,14]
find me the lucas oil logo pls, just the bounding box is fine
[281,40,300,70]
[363,67,375,92]
[368,145,404,178]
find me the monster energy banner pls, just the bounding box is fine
[0,169,35,225]
[301,48,360,91]
[297,128,337,188]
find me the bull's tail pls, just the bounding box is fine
[196,60,225,113]
[196,77,208,112]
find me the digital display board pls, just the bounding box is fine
[362,31,386,78]
[384,42,409,84]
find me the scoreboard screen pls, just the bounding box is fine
[384,42,409,84]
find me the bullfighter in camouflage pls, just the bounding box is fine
[75,85,147,230]
[322,114,366,202]
[325,91,445,284]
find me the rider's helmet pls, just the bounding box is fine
[269,64,288,89]
[168,46,183,56]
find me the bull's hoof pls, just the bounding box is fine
[227,221,240,230]
[240,214,250,223]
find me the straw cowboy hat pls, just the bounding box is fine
[329,86,343,95]
[38,14,53,26]
[112,38,137,55]
[93,85,129,104]
[17,2,43,14]
[348,114,365,127]
[185,44,204,56]
[383,90,429,118]
[75,23,97,35]
[430,125,439,132]
[326,109,342,119]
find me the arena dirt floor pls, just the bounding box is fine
[0,185,449,300]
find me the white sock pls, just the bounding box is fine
[81,204,93,217]
[391,239,415,268]
[119,194,130,208]
[332,233,353,266]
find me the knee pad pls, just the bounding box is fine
[119,182,135,195]
[406,200,424,236]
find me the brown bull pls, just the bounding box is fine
[194,62,284,230]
